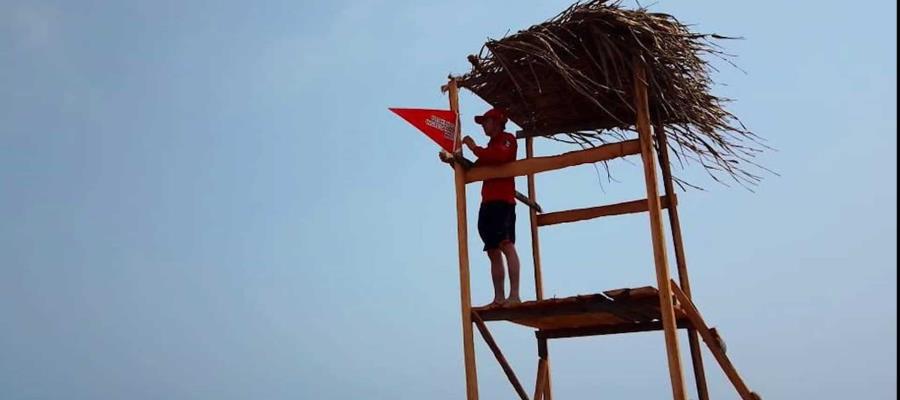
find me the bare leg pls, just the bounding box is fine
[500,241,521,304]
[487,249,506,306]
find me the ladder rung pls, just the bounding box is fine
[537,195,676,227]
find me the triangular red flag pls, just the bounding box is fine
[389,108,458,152]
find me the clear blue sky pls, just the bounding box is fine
[1,1,895,399]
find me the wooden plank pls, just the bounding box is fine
[471,313,530,400]
[474,295,672,330]
[603,286,659,301]
[449,79,479,400]
[474,294,616,322]
[655,122,710,400]
[538,319,691,339]
[477,303,625,324]
[606,298,663,323]
[620,303,663,323]
[671,281,757,400]
[464,139,640,183]
[537,196,675,227]
[526,137,545,300]
[510,313,630,330]
[634,60,688,400]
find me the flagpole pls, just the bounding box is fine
[448,78,479,399]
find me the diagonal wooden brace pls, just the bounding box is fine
[471,312,531,400]
[670,280,760,400]
[533,359,548,400]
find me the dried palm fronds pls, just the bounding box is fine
[455,0,771,188]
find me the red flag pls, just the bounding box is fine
[389,108,458,152]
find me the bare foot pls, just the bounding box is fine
[506,295,521,306]
[485,298,507,308]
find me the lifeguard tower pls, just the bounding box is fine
[439,2,765,399]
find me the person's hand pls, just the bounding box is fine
[462,136,475,148]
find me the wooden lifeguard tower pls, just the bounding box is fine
[439,2,765,399]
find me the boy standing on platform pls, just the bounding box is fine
[462,107,521,307]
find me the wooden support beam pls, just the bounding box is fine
[537,319,691,340]
[634,60,688,400]
[671,281,758,400]
[474,296,657,323]
[526,137,545,300]
[533,359,548,400]
[515,192,543,214]
[543,363,553,400]
[603,286,661,301]
[464,139,640,183]
[448,79,479,400]
[471,313,530,400]
[655,122,710,400]
[537,337,548,362]
[536,337,553,400]
[537,196,675,227]
[439,152,543,213]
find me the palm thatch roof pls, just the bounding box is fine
[454,0,770,188]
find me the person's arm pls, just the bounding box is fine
[463,135,515,164]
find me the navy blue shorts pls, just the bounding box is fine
[477,201,516,251]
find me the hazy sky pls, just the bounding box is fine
[1,1,896,399]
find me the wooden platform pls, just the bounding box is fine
[472,286,689,337]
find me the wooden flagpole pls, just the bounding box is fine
[448,79,479,400]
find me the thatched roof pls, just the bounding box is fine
[455,0,770,188]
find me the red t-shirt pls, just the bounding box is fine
[472,132,517,204]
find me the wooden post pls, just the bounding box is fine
[448,79,479,400]
[537,337,553,400]
[533,359,548,400]
[671,281,758,400]
[526,137,544,300]
[527,136,554,399]
[633,60,688,400]
[655,123,711,400]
